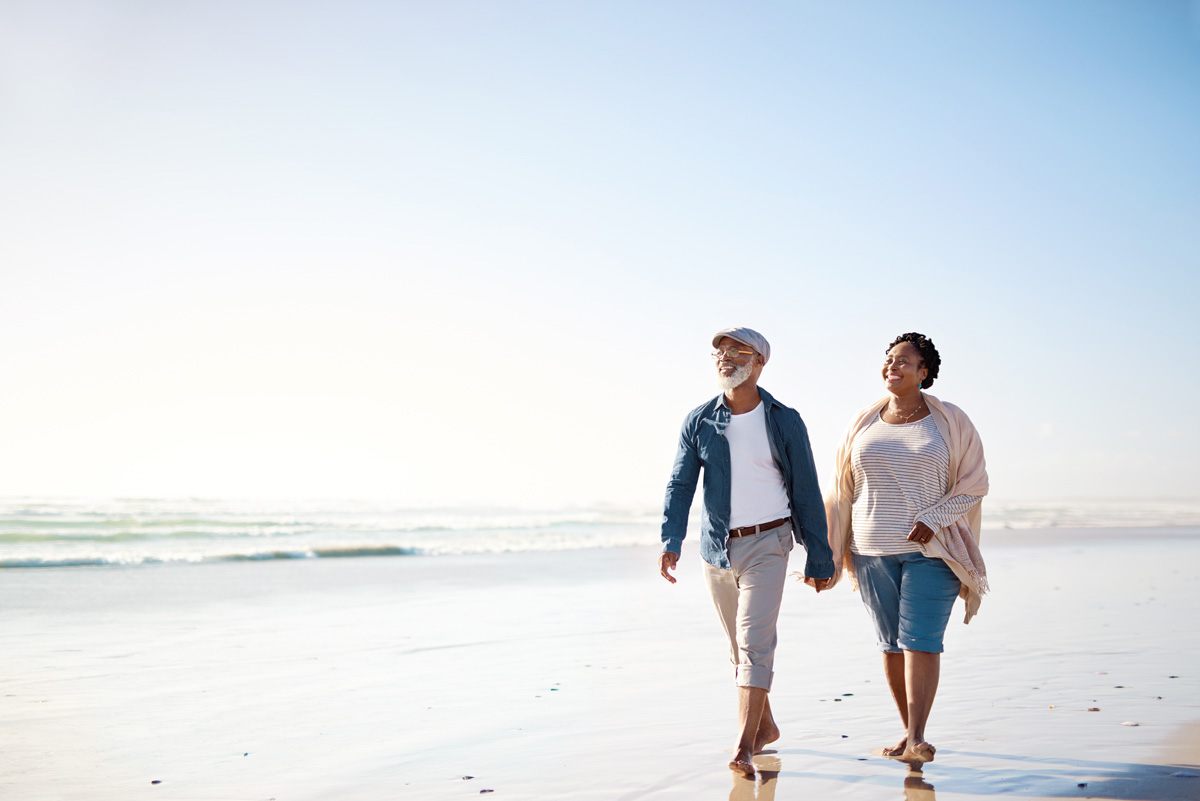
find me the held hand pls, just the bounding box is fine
[792,572,832,592]
[907,520,936,544]
[658,551,679,584]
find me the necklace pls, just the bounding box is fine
[888,398,926,423]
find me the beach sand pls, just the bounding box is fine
[1,528,1197,800]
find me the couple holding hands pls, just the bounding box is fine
[658,326,988,778]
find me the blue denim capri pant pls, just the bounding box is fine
[852,551,962,654]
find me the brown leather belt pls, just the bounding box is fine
[728,517,791,539]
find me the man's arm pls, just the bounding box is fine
[786,414,834,580]
[660,419,701,582]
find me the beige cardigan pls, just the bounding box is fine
[825,393,989,623]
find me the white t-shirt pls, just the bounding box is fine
[725,401,792,528]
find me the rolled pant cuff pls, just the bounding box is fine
[899,637,945,654]
[735,665,773,691]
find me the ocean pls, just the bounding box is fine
[1,496,1198,569]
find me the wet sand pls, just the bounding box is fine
[0,527,1196,800]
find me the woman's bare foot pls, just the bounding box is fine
[729,749,756,777]
[881,735,908,757]
[754,721,780,754]
[902,741,936,763]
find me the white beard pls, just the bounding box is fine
[716,361,755,391]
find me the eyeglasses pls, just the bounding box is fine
[712,347,756,360]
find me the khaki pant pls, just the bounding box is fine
[702,522,793,690]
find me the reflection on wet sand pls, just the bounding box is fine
[904,766,937,800]
[730,753,937,801]
[729,755,781,800]
[729,770,777,800]
[876,745,939,800]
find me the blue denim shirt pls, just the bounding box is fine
[661,387,833,577]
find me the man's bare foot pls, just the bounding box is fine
[901,742,935,763]
[881,735,908,757]
[754,722,780,754]
[729,749,756,778]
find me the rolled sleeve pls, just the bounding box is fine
[917,493,982,532]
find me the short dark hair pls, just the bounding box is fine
[887,332,940,389]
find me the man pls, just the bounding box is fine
[659,326,833,778]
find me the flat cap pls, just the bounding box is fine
[712,327,770,363]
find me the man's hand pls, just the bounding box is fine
[907,520,936,544]
[659,551,679,584]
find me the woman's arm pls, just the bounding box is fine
[917,493,982,531]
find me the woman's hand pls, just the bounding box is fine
[791,571,832,592]
[907,521,936,544]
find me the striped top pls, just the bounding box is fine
[849,413,980,556]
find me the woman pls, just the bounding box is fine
[811,332,988,764]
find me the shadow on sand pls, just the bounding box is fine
[746,747,1200,800]
[948,749,1200,800]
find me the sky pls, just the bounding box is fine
[2,0,1198,508]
